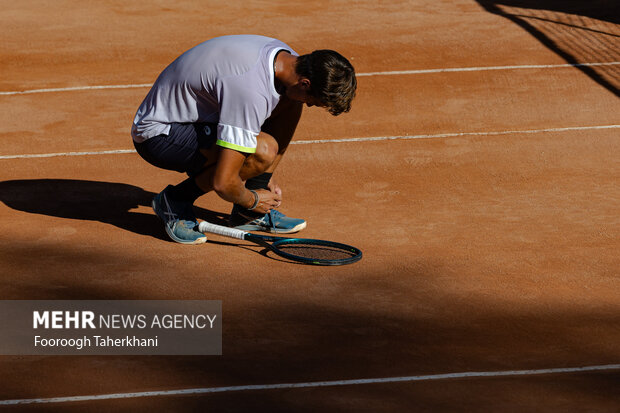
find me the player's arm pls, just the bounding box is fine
[212,147,281,214]
[212,85,292,209]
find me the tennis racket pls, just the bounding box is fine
[198,221,362,266]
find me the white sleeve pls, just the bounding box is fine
[215,78,269,153]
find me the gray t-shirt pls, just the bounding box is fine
[131,35,296,153]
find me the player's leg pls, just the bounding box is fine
[186,129,305,234]
[134,123,216,244]
[228,101,307,234]
[171,130,281,208]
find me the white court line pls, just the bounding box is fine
[1,62,618,95]
[0,124,618,160]
[0,149,137,160]
[0,84,153,96]
[356,62,620,77]
[291,125,620,145]
[1,363,619,405]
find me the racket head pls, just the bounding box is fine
[265,236,362,266]
[198,221,362,266]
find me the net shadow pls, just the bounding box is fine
[476,0,620,97]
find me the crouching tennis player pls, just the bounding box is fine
[131,35,356,244]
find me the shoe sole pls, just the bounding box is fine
[164,225,207,245]
[152,198,207,245]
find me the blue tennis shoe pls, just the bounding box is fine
[152,186,207,244]
[229,206,306,234]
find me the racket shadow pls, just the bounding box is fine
[257,247,307,265]
[205,238,306,265]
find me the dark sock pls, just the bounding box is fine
[245,172,272,190]
[167,178,205,204]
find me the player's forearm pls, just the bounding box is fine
[211,147,256,208]
[213,177,255,208]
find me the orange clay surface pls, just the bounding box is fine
[0,0,619,411]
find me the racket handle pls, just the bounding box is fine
[198,221,247,240]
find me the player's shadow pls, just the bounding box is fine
[0,179,228,241]
[476,0,619,97]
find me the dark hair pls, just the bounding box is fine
[295,50,357,116]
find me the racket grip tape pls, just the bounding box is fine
[198,221,247,240]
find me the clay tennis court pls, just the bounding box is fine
[1,0,619,411]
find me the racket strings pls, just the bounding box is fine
[275,242,358,261]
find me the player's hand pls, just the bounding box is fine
[268,179,282,196]
[252,189,282,214]
[267,178,282,208]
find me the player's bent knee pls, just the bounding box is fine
[254,136,278,167]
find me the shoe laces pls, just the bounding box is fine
[269,210,285,219]
[177,219,198,230]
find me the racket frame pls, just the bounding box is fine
[198,221,362,266]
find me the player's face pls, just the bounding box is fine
[287,79,326,108]
[303,95,325,108]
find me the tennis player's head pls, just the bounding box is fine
[292,50,357,115]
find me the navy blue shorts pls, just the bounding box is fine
[133,123,217,177]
